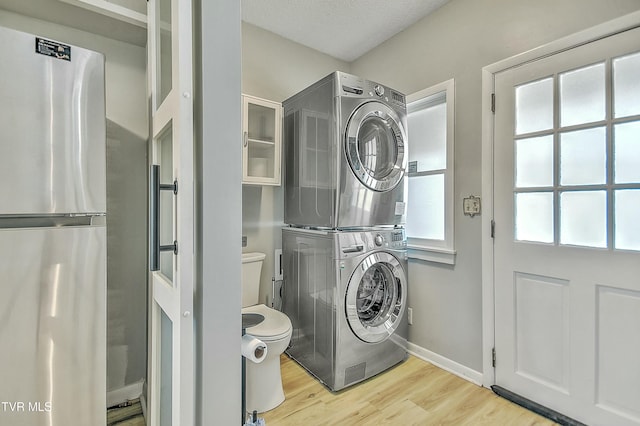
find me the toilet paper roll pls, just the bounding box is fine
[241,334,267,363]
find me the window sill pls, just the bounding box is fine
[407,245,456,265]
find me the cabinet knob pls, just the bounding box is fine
[243,131,248,147]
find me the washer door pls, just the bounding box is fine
[345,101,407,192]
[345,252,407,343]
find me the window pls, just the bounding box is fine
[406,79,455,263]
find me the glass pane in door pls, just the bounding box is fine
[247,103,275,141]
[615,190,640,251]
[560,63,605,126]
[613,52,640,118]
[560,191,607,248]
[160,309,172,426]
[515,192,554,243]
[159,125,174,281]
[157,0,172,106]
[560,127,606,186]
[515,135,554,188]
[247,102,275,179]
[515,78,553,135]
[614,121,640,184]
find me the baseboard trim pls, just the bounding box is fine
[407,342,483,386]
[107,380,144,408]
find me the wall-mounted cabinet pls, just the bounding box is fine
[242,94,282,186]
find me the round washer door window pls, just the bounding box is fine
[345,102,407,192]
[345,252,407,343]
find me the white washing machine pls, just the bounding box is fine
[282,227,408,391]
[283,71,408,229]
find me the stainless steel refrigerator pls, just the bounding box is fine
[0,25,106,425]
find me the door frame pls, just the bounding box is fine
[480,10,640,388]
[195,1,243,424]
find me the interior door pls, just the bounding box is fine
[493,26,640,425]
[147,0,194,424]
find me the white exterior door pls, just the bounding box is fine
[147,0,194,424]
[494,26,640,425]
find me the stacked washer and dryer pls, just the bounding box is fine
[282,72,410,391]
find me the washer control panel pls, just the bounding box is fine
[337,229,406,257]
[387,230,406,249]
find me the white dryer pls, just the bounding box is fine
[282,227,408,391]
[283,72,408,229]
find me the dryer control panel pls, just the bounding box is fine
[385,230,407,250]
[337,71,406,109]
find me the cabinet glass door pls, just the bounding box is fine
[243,95,281,185]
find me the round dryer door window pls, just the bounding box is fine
[345,102,407,192]
[345,252,407,343]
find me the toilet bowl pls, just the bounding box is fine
[242,252,292,413]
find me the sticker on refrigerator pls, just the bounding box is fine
[395,202,406,215]
[35,37,71,61]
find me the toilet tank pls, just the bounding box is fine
[241,252,266,307]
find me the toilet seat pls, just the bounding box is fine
[242,304,292,341]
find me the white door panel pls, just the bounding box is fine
[494,25,640,426]
[147,0,195,424]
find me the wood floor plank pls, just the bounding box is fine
[261,355,557,425]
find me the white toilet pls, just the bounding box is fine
[241,252,292,413]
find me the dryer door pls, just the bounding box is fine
[345,252,407,343]
[345,101,407,192]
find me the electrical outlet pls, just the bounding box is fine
[407,307,413,325]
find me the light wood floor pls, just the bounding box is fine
[262,355,557,425]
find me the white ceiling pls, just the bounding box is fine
[0,0,146,46]
[241,0,449,62]
[0,0,449,62]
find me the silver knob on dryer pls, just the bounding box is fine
[374,234,384,247]
[374,84,384,97]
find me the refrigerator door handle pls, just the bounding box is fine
[149,164,178,272]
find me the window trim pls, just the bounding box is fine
[406,79,456,264]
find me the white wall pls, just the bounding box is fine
[0,10,149,395]
[242,22,349,102]
[350,0,640,371]
[241,22,349,306]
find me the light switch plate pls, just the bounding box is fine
[463,195,481,217]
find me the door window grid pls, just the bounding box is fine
[513,52,640,251]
